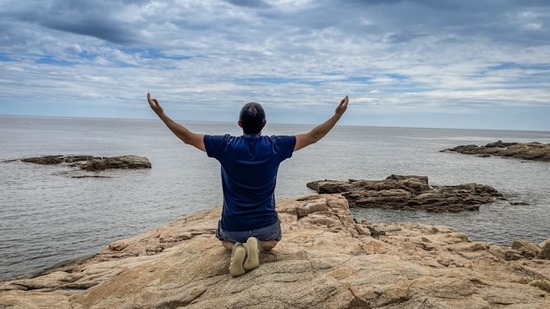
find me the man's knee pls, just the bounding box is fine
[221,241,234,251]
[260,240,278,251]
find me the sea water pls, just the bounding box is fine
[1,116,549,280]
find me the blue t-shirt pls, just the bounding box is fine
[204,134,296,231]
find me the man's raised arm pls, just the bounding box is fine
[294,96,349,152]
[147,93,206,152]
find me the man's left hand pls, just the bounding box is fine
[147,92,164,115]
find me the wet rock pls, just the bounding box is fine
[307,175,504,212]
[441,140,550,162]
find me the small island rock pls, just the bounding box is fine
[17,155,152,171]
[307,175,504,212]
[441,140,550,162]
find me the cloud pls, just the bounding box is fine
[226,0,271,9]
[0,0,549,130]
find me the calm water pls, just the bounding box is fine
[1,116,549,280]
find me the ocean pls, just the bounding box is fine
[1,116,549,281]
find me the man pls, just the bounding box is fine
[147,93,349,276]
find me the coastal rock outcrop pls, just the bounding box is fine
[1,194,549,308]
[307,175,504,212]
[13,155,151,171]
[441,140,550,162]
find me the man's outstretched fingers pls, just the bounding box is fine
[335,95,348,115]
[341,95,349,105]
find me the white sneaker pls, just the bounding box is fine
[243,237,260,271]
[229,243,247,277]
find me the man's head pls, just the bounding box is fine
[238,102,266,134]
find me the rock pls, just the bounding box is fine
[441,140,550,162]
[21,155,64,165]
[307,175,504,212]
[537,241,550,260]
[512,239,541,259]
[15,155,151,172]
[504,249,525,261]
[306,179,349,193]
[488,245,507,260]
[79,155,152,171]
[1,194,549,309]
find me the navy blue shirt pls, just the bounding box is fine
[204,134,296,231]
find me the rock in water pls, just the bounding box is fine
[15,155,151,171]
[307,175,504,212]
[1,194,548,308]
[441,140,550,162]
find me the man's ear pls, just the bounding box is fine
[238,121,243,128]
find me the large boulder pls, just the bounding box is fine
[1,194,549,308]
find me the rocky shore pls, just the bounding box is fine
[441,140,550,162]
[1,194,549,308]
[307,175,504,212]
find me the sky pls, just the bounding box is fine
[0,0,549,131]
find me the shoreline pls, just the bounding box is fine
[1,194,549,308]
[0,170,544,282]
[0,178,541,283]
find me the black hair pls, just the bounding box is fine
[239,102,266,134]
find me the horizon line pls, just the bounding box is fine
[1,114,549,134]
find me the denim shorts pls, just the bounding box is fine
[215,220,282,244]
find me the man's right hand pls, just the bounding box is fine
[294,95,349,152]
[335,95,349,116]
[147,92,164,116]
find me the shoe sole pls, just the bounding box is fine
[229,244,247,277]
[243,237,260,271]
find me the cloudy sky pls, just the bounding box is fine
[1,0,549,130]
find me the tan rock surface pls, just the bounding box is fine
[1,194,549,308]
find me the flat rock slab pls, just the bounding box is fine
[13,155,151,171]
[441,140,550,162]
[307,174,505,212]
[1,194,548,308]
